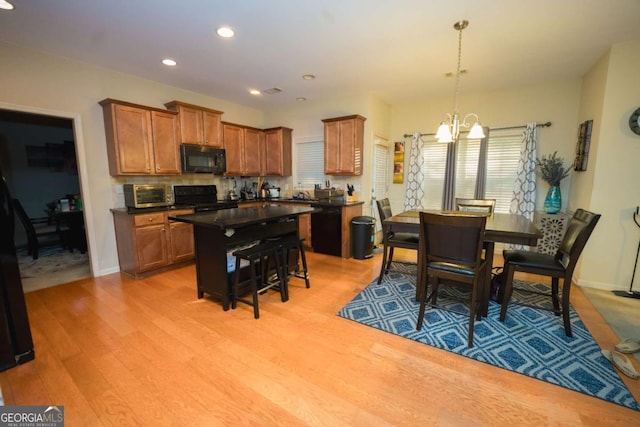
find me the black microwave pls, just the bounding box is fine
[180,144,226,174]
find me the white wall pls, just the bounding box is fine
[1,42,263,276]
[573,40,640,291]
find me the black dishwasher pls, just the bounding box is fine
[311,207,342,256]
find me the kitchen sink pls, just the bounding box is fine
[314,188,344,200]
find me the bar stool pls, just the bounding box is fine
[231,240,288,319]
[280,235,310,289]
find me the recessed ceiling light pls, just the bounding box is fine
[249,89,261,96]
[302,74,315,80]
[296,97,307,102]
[162,58,177,66]
[0,1,14,10]
[217,26,235,38]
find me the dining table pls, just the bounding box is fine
[380,210,542,315]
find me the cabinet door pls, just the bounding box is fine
[243,128,263,176]
[169,221,195,262]
[151,110,181,174]
[203,110,222,147]
[337,119,356,174]
[178,105,204,143]
[112,104,153,174]
[135,224,168,272]
[324,120,341,174]
[298,213,312,249]
[223,123,244,175]
[264,128,292,176]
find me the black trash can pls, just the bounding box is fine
[351,216,376,260]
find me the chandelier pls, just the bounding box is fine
[435,20,485,143]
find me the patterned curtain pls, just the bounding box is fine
[510,122,538,220]
[404,132,425,211]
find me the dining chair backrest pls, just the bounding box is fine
[455,198,496,215]
[556,208,601,275]
[420,212,487,269]
[376,198,394,222]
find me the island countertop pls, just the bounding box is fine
[168,205,317,230]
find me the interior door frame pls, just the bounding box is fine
[0,101,96,277]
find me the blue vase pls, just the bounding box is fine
[544,185,561,214]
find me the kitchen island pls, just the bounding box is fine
[169,205,316,310]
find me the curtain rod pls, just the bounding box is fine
[403,121,552,138]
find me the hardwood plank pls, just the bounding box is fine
[0,249,637,426]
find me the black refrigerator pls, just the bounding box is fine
[0,167,35,371]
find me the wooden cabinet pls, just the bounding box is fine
[322,115,366,175]
[164,101,224,147]
[100,99,180,176]
[222,122,264,176]
[264,127,292,176]
[112,209,194,278]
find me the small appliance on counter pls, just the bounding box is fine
[268,187,280,198]
[123,184,173,208]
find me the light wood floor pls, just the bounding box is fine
[1,249,639,426]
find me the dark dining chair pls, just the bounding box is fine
[376,198,419,284]
[416,211,488,347]
[455,198,496,214]
[499,209,601,337]
[12,198,60,259]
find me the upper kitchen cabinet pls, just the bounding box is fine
[100,99,180,176]
[322,115,366,175]
[263,127,292,176]
[164,101,224,148]
[222,122,263,176]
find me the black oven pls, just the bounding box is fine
[180,144,226,174]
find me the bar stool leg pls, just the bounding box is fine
[249,259,260,319]
[232,257,241,310]
[297,240,310,288]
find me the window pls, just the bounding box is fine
[421,136,446,210]
[418,129,522,213]
[294,138,325,189]
[485,129,522,213]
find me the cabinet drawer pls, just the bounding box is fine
[134,212,165,227]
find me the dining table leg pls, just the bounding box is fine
[377,225,390,284]
[482,241,496,317]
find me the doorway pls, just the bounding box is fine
[0,108,91,292]
[372,135,390,244]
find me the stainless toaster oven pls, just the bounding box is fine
[123,184,173,208]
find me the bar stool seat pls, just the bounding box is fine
[231,239,288,319]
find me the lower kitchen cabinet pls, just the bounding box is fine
[311,202,363,258]
[112,209,194,278]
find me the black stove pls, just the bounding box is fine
[173,185,238,212]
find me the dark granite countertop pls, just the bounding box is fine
[237,198,364,207]
[168,205,317,229]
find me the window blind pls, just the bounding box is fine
[421,136,446,210]
[373,143,389,231]
[295,140,325,188]
[485,129,522,213]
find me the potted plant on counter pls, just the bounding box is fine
[536,151,571,214]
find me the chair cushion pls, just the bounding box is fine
[503,250,565,272]
[389,232,419,244]
[428,261,476,276]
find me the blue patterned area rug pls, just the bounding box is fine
[337,262,640,411]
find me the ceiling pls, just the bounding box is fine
[1,0,640,110]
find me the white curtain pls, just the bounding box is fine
[404,132,425,211]
[510,122,538,219]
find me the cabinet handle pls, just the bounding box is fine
[148,218,153,222]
